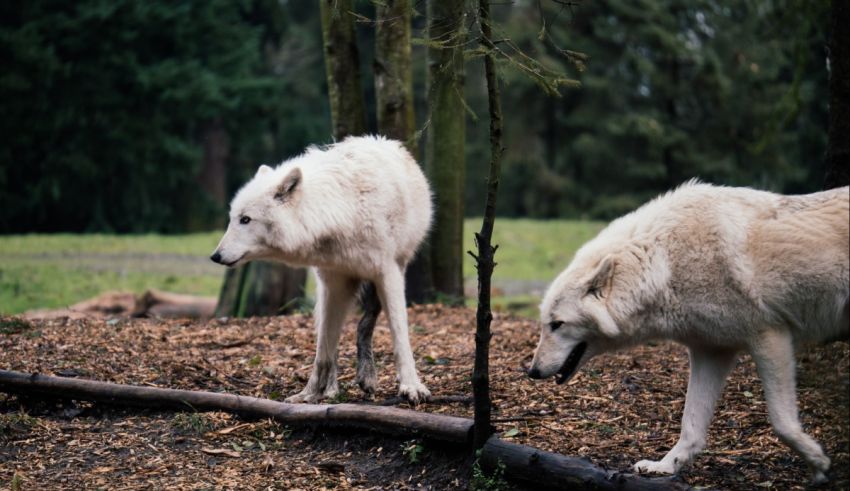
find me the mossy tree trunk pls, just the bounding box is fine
[374,0,433,303]
[320,0,367,139]
[426,0,466,304]
[824,0,849,189]
[215,263,307,317]
[187,117,229,232]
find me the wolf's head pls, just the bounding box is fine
[210,164,304,267]
[528,254,622,384]
[528,232,669,384]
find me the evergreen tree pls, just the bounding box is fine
[0,0,287,232]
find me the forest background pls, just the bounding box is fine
[0,0,832,233]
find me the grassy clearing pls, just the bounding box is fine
[0,220,604,315]
[0,232,222,255]
[463,218,605,282]
[0,232,224,314]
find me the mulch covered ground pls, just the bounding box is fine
[1,305,848,490]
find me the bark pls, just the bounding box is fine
[470,0,503,450]
[215,261,307,317]
[199,118,229,208]
[374,0,434,303]
[480,437,695,491]
[320,0,367,139]
[824,0,850,189]
[188,117,230,231]
[132,290,217,319]
[374,0,416,150]
[0,370,472,444]
[427,0,466,304]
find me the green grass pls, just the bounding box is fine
[0,232,224,314]
[0,220,604,315]
[0,232,222,255]
[462,218,605,282]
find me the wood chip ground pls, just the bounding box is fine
[1,306,847,490]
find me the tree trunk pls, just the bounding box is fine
[320,0,367,139]
[374,0,434,303]
[824,0,849,189]
[215,262,307,317]
[375,0,415,148]
[427,0,466,304]
[199,117,229,208]
[471,0,503,450]
[188,117,230,231]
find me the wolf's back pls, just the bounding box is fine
[749,186,849,341]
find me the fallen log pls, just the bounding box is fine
[0,369,699,489]
[131,289,217,319]
[22,289,217,320]
[0,369,472,443]
[480,436,695,491]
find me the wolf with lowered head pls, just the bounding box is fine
[211,136,432,404]
[528,181,849,483]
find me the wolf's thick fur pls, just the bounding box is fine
[529,182,849,482]
[212,136,432,403]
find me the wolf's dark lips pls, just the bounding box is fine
[556,341,587,385]
[223,254,245,267]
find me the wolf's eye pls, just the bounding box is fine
[549,321,565,331]
[587,286,601,299]
[239,216,251,225]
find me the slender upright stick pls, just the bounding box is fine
[471,0,504,450]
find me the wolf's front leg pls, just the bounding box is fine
[286,271,357,403]
[750,329,830,484]
[634,347,737,475]
[375,264,430,404]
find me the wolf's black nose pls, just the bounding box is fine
[527,367,542,379]
[210,252,222,264]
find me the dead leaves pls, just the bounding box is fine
[201,447,241,458]
[0,305,847,490]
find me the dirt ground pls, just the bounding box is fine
[1,305,848,490]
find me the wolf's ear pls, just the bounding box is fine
[274,168,301,202]
[256,164,273,176]
[586,255,616,299]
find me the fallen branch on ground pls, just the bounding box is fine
[0,369,697,489]
[376,394,473,406]
[0,369,471,443]
[480,436,694,491]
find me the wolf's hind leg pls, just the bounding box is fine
[355,282,381,397]
[634,347,737,475]
[286,271,357,403]
[750,329,830,484]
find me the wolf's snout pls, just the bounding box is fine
[527,366,543,379]
[210,251,223,264]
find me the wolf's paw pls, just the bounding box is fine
[355,365,377,396]
[285,388,327,404]
[811,470,829,486]
[285,384,339,404]
[809,455,830,485]
[633,459,677,475]
[398,382,431,405]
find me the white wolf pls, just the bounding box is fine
[211,136,432,403]
[528,182,849,483]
